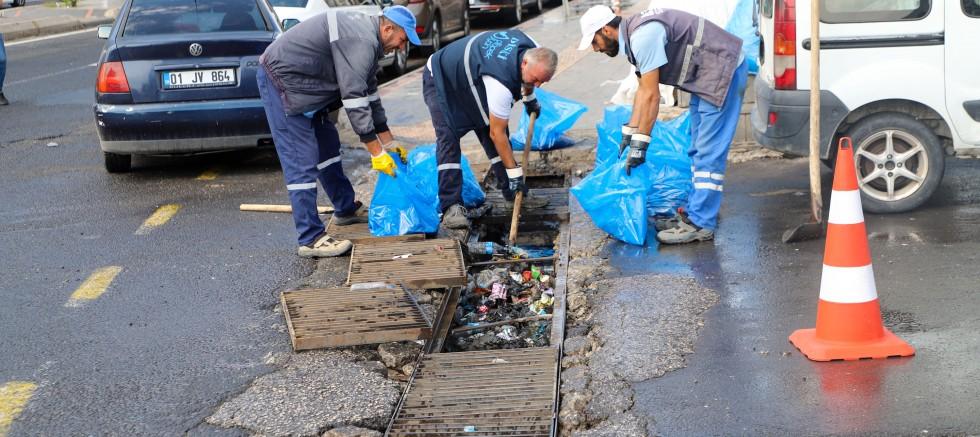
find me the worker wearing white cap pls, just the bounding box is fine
[579,5,748,245]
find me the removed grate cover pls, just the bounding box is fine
[281,284,431,351]
[348,239,468,289]
[388,347,557,436]
[325,219,424,244]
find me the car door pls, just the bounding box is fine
[441,0,461,33]
[945,0,980,148]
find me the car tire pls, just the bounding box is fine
[13,0,26,6]
[534,0,543,13]
[846,112,945,214]
[384,45,409,77]
[461,8,470,37]
[104,152,132,173]
[510,0,522,24]
[424,14,442,56]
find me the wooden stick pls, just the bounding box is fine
[239,204,334,214]
[508,113,537,244]
[809,0,823,224]
[467,256,558,268]
[450,314,553,335]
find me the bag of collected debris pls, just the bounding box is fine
[510,88,588,151]
[595,105,633,168]
[407,144,485,208]
[369,153,441,236]
[571,158,651,246]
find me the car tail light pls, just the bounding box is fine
[773,0,797,90]
[416,25,425,34]
[768,111,778,127]
[97,62,131,93]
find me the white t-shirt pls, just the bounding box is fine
[426,55,516,121]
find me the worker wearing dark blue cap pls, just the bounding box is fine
[259,5,420,257]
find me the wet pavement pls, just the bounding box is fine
[603,156,980,434]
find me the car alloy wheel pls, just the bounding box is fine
[430,16,441,52]
[511,0,522,24]
[462,8,470,36]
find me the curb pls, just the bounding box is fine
[0,13,115,42]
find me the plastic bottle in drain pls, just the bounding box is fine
[466,241,509,256]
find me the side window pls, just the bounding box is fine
[821,0,931,23]
[964,0,980,17]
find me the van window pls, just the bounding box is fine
[821,0,931,23]
[124,0,270,36]
[964,0,980,17]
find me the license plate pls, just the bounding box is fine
[162,68,237,90]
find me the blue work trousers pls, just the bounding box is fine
[0,34,7,91]
[684,61,749,230]
[257,68,356,246]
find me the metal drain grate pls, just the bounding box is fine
[483,188,569,221]
[348,239,467,289]
[325,220,424,244]
[281,285,431,351]
[387,348,556,436]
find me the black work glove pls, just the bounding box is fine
[506,166,528,197]
[619,125,637,157]
[625,134,650,176]
[523,93,541,118]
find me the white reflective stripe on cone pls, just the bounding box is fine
[819,264,878,303]
[828,189,865,225]
[316,156,341,170]
[287,182,317,191]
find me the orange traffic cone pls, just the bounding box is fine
[789,137,915,361]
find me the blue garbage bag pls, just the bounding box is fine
[406,145,485,208]
[595,105,633,168]
[571,157,651,246]
[511,88,587,151]
[369,154,441,236]
[726,0,761,75]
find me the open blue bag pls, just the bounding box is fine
[571,157,651,246]
[511,88,587,151]
[407,145,485,208]
[369,155,440,236]
[595,105,633,169]
[726,0,761,75]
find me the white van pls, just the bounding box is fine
[752,0,980,213]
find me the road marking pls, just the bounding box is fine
[5,63,98,87]
[0,381,37,437]
[66,266,123,307]
[196,168,220,181]
[135,204,181,235]
[6,28,96,47]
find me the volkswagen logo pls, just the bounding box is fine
[189,43,203,57]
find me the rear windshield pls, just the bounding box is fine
[821,0,931,23]
[124,0,270,36]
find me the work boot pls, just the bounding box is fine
[332,200,368,226]
[0,93,8,106]
[297,233,352,258]
[653,215,680,232]
[441,204,471,229]
[656,217,714,245]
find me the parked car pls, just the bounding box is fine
[753,0,980,213]
[93,0,281,173]
[270,0,409,75]
[390,0,470,54]
[0,0,27,8]
[468,0,544,25]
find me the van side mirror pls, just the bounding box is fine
[281,19,300,31]
[97,24,112,39]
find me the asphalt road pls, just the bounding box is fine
[0,9,553,436]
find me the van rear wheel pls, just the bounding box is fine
[847,112,944,213]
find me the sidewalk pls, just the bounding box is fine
[0,0,120,41]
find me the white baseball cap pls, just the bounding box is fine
[578,5,617,51]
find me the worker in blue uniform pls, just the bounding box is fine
[579,5,748,244]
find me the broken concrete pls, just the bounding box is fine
[206,350,399,436]
[377,342,420,370]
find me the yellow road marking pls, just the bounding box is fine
[135,204,181,235]
[0,381,37,437]
[66,266,123,307]
[196,168,220,181]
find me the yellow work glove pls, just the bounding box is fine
[371,151,397,178]
[384,142,408,164]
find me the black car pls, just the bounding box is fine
[94,0,281,172]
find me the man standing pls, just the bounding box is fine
[423,30,558,230]
[579,6,748,245]
[258,6,420,257]
[0,33,9,106]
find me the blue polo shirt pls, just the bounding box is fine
[620,21,669,75]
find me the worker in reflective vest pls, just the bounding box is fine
[579,6,749,245]
[423,30,558,231]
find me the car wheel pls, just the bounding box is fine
[425,15,442,55]
[510,0,522,24]
[534,0,543,13]
[104,152,132,173]
[847,112,945,213]
[462,8,470,36]
[384,45,409,77]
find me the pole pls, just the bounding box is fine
[508,113,537,244]
[809,0,822,224]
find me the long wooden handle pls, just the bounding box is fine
[809,0,823,223]
[239,204,334,214]
[508,113,537,244]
